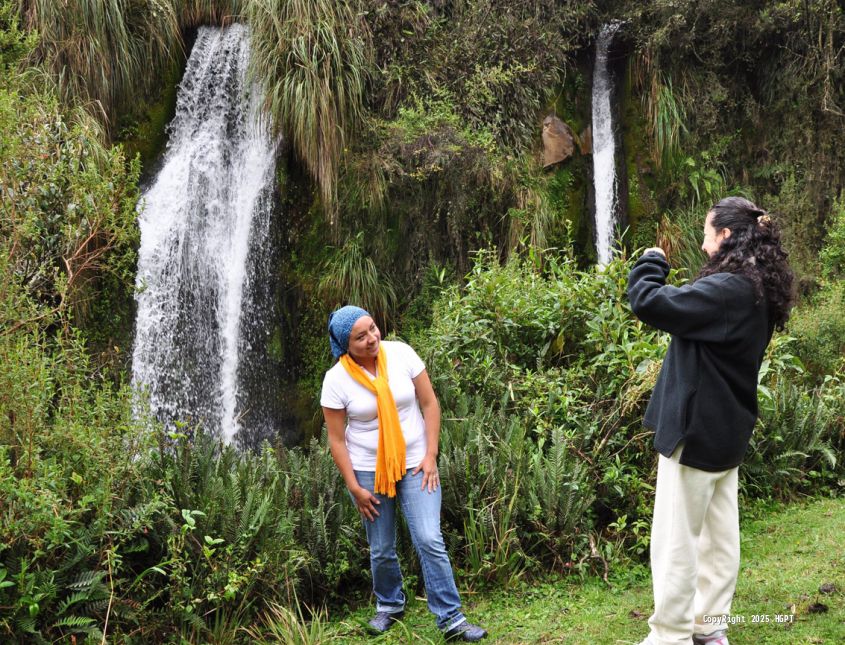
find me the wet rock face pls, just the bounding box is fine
[579,125,592,155]
[542,115,576,168]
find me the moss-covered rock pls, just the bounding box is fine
[117,58,184,174]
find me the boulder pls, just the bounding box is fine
[542,115,575,168]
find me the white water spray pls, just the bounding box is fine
[132,25,278,444]
[592,21,623,265]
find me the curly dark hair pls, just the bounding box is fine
[697,196,795,330]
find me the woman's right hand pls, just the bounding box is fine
[351,486,381,522]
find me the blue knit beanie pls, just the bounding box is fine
[327,305,371,358]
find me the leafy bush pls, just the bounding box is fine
[788,282,845,377]
[746,372,845,498]
[820,192,845,281]
[438,396,593,587]
[0,77,140,368]
[412,251,668,565]
[789,195,845,376]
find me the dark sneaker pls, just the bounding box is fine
[366,610,404,634]
[693,630,730,645]
[444,621,488,642]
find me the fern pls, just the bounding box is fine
[65,570,105,592]
[52,615,96,629]
[56,590,94,615]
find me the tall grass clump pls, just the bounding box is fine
[640,64,687,172]
[17,0,181,130]
[242,600,334,645]
[655,207,707,276]
[318,232,397,330]
[248,0,372,226]
[174,0,242,28]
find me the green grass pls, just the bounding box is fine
[320,497,845,643]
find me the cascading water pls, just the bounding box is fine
[591,21,623,265]
[132,24,279,445]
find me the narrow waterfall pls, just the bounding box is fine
[132,24,279,445]
[591,21,623,265]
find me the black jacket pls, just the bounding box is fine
[627,252,773,471]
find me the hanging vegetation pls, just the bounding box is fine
[14,1,242,134]
[317,232,397,330]
[16,0,180,130]
[247,0,372,228]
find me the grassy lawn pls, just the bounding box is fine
[321,496,845,644]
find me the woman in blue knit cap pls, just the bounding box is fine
[321,305,487,642]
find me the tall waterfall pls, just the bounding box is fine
[132,24,279,445]
[591,21,623,265]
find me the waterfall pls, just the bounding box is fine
[591,21,623,265]
[132,24,279,445]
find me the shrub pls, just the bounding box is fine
[820,192,845,281]
[746,375,845,498]
[788,282,845,377]
[789,194,845,376]
[438,396,594,586]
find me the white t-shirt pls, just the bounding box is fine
[320,340,428,472]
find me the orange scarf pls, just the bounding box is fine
[340,348,406,497]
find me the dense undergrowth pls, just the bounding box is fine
[2,1,845,643]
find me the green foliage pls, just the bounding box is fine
[438,397,593,587]
[248,0,372,223]
[413,252,668,564]
[788,192,845,376]
[338,94,514,283]
[318,232,397,330]
[746,370,845,498]
[819,192,845,280]
[788,281,845,377]
[123,431,353,640]
[0,77,140,368]
[679,152,727,208]
[364,0,595,150]
[398,261,454,339]
[0,328,156,642]
[242,600,334,645]
[273,433,368,599]
[13,1,241,134]
[764,171,822,280]
[17,0,180,131]
[643,70,687,172]
[174,0,242,28]
[655,207,706,276]
[416,250,844,570]
[0,1,34,70]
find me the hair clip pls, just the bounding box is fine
[757,214,771,225]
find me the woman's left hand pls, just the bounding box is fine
[413,454,440,492]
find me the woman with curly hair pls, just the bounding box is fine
[627,196,794,645]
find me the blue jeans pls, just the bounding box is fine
[353,469,466,631]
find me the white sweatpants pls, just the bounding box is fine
[646,445,740,645]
